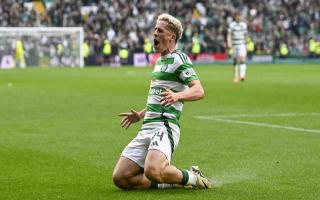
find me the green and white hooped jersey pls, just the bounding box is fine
[228,21,247,46]
[143,50,199,128]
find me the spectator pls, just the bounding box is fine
[0,0,319,61]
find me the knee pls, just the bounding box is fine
[112,171,131,190]
[144,165,163,183]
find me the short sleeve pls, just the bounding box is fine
[175,63,199,85]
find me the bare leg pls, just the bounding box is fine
[112,156,151,190]
[239,55,247,81]
[112,150,211,190]
[144,150,184,184]
[233,57,239,82]
[239,55,246,63]
[233,57,237,67]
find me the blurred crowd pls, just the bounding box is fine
[0,0,320,59]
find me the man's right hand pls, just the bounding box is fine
[118,110,142,129]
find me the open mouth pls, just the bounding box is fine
[154,39,159,47]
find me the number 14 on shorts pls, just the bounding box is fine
[150,131,164,147]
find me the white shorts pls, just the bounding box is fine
[121,122,180,168]
[232,44,247,58]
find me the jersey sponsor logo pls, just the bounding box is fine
[149,87,165,96]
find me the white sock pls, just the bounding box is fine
[240,64,246,78]
[186,170,197,186]
[157,183,173,189]
[234,65,239,78]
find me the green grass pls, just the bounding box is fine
[0,64,319,200]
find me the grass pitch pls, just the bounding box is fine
[0,64,319,200]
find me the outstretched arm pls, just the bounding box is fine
[160,80,204,106]
[118,107,147,129]
[227,32,232,49]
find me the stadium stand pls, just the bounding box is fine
[0,0,319,66]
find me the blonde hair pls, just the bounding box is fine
[157,13,183,42]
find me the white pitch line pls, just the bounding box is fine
[195,116,320,134]
[197,113,320,118]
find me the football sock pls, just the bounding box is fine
[157,183,174,189]
[234,65,239,78]
[150,182,158,189]
[150,182,174,189]
[181,170,189,185]
[181,170,197,186]
[240,64,246,78]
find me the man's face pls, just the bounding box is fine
[153,20,175,54]
[235,15,241,22]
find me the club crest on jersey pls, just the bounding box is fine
[161,64,168,72]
